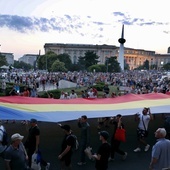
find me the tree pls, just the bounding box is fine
[82,51,99,69]
[56,53,72,70]
[13,60,33,71]
[106,57,121,72]
[163,63,170,71]
[51,60,67,72]
[143,59,149,70]
[88,64,106,72]
[37,51,58,71]
[0,54,8,67]
[37,52,72,71]
[77,56,86,71]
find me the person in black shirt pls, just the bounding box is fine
[58,124,75,170]
[92,131,111,170]
[109,114,127,161]
[24,118,50,170]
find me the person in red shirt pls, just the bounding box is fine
[22,87,30,97]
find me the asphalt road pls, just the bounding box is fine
[0,114,166,170]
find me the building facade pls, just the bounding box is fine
[44,43,170,70]
[18,54,38,66]
[0,52,14,65]
[44,43,117,64]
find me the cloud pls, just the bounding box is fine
[0,14,83,33]
[112,11,168,26]
[0,13,169,35]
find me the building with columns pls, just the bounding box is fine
[0,52,14,65]
[18,54,38,66]
[44,43,170,70]
[44,43,117,64]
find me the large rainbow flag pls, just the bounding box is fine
[0,93,170,122]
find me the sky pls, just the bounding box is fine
[0,0,170,60]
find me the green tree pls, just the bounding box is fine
[106,57,121,72]
[163,63,170,71]
[82,51,99,69]
[37,51,58,71]
[143,59,149,70]
[13,60,33,71]
[56,53,72,70]
[37,52,72,71]
[77,56,86,70]
[0,54,8,67]
[88,64,106,72]
[51,60,67,72]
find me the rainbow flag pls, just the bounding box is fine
[0,93,170,122]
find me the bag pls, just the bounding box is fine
[84,146,93,160]
[114,128,126,142]
[67,134,79,151]
[0,128,8,146]
[31,152,41,170]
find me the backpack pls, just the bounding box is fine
[0,129,8,146]
[67,134,79,151]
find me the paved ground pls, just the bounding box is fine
[0,114,166,170]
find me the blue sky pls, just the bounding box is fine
[0,0,170,60]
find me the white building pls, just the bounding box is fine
[44,43,170,70]
[18,54,38,66]
[44,43,117,64]
[0,52,14,65]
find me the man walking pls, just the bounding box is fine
[58,124,75,170]
[4,133,28,170]
[92,131,111,170]
[77,115,90,166]
[134,107,153,152]
[24,118,50,170]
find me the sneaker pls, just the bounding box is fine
[134,147,141,152]
[45,162,50,170]
[77,162,86,166]
[122,152,127,160]
[108,157,114,161]
[144,144,150,152]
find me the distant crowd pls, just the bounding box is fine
[1,70,170,99]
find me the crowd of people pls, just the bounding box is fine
[1,70,170,99]
[1,108,170,170]
[1,70,170,169]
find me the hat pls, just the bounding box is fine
[99,131,109,140]
[30,118,37,123]
[61,125,71,132]
[11,133,24,141]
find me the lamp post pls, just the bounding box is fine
[161,61,164,70]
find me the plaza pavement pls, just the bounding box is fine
[0,114,165,170]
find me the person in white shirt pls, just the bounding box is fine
[0,125,7,158]
[60,92,70,99]
[60,91,65,99]
[69,90,78,99]
[134,107,153,152]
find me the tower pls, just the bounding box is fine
[118,25,126,71]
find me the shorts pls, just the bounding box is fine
[137,128,148,138]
